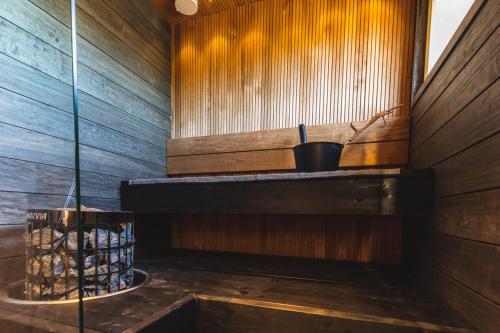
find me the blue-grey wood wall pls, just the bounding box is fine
[0,0,171,259]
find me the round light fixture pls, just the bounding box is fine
[175,0,198,15]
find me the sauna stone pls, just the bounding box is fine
[25,227,64,250]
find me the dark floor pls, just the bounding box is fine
[0,251,476,332]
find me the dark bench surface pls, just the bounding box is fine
[129,168,403,185]
[0,251,474,332]
[121,168,433,216]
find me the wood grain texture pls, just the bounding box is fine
[0,0,170,231]
[0,51,167,148]
[432,234,500,305]
[410,79,500,169]
[0,226,24,259]
[168,116,408,156]
[0,191,120,225]
[411,27,500,151]
[172,0,416,138]
[0,254,475,332]
[0,13,169,131]
[195,297,450,333]
[409,1,500,330]
[122,171,417,216]
[38,0,170,94]
[5,0,170,110]
[168,141,408,175]
[0,157,122,200]
[124,170,433,264]
[430,269,499,333]
[0,122,164,180]
[167,117,409,175]
[150,0,262,23]
[0,86,165,166]
[433,189,500,244]
[171,215,402,264]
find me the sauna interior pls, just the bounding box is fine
[0,0,498,332]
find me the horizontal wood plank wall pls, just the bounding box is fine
[172,0,416,139]
[167,116,408,175]
[409,0,500,331]
[171,215,402,264]
[0,0,171,258]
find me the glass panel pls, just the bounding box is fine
[0,0,81,330]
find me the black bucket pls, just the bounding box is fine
[293,142,344,172]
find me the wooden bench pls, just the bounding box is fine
[167,116,409,175]
[128,116,416,264]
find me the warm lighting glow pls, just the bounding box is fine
[242,30,263,46]
[175,0,198,15]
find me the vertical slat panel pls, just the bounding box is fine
[170,214,402,264]
[172,0,416,139]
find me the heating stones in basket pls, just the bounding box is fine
[25,209,134,301]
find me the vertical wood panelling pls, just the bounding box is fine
[409,1,500,331]
[171,214,402,264]
[0,0,171,258]
[172,0,416,138]
[169,0,415,264]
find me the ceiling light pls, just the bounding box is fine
[175,0,198,15]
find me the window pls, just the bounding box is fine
[426,0,475,75]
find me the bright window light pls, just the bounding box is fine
[426,0,475,75]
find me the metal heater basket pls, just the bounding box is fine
[25,209,134,301]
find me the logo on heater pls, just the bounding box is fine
[26,211,48,221]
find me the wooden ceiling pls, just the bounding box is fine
[150,0,262,23]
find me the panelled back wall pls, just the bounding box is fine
[172,0,416,138]
[168,0,417,262]
[0,0,171,259]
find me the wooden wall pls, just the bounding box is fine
[409,0,500,331]
[171,214,402,264]
[0,0,171,259]
[172,0,416,138]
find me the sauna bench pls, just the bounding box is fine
[0,251,475,332]
[120,168,433,216]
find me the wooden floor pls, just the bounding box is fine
[0,251,475,332]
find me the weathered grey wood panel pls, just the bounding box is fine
[0,52,167,148]
[0,122,164,179]
[0,191,120,225]
[0,15,169,130]
[0,87,165,165]
[31,0,170,92]
[0,0,171,235]
[0,157,121,199]
[409,1,500,331]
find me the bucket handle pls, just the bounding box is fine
[344,104,403,145]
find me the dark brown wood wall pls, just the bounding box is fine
[171,215,402,264]
[172,0,417,138]
[409,0,500,331]
[0,0,171,259]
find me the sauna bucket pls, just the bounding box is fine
[293,105,401,172]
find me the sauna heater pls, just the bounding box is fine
[24,209,134,300]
